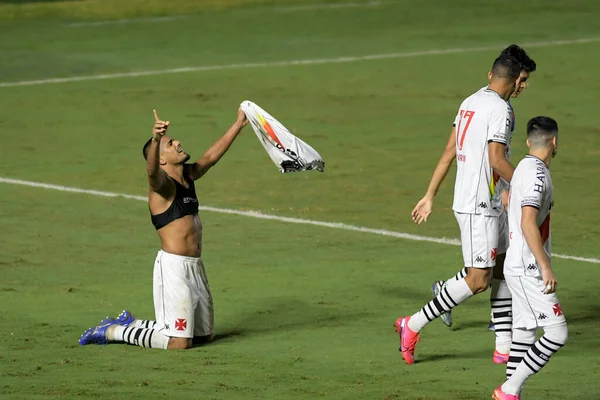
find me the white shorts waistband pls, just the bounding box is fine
[157,250,201,263]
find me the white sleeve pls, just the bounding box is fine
[487,103,510,144]
[520,169,544,209]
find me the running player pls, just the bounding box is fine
[78,107,248,349]
[493,116,565,400]
[396,51,522,364]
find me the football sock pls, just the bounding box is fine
[108,325,169,349]
[132,320,158,329]
[408,277,473,333]
[491,278,512,353]
[444,267,467,286]
[502,323,567,395]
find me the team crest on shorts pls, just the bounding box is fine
[552,303,563,317]
[175,318,187,331]
[490,248,497,261]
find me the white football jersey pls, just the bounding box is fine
[452,87,512,216]
[505,156,554,277]
[490,100,515,211]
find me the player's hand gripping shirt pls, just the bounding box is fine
[452,87,512,216]
[505,155,554,277]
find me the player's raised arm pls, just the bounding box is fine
[411,126,457,224]
[145,110,172,194]
[188,108,248,181]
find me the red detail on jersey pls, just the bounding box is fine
[491,248,497,261]
[175,318,187,331]
[509,232,513,240]
[457,110,476,151]
[552,303,563,317]
[539,214,551,244]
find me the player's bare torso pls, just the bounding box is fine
[148,180,203,258]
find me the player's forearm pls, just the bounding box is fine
[198,121,244,167]
[491,157,514,183]
[522,220,551,270]
[425,150,455,199]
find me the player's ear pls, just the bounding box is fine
[159,156,167,166]
[526,139,531,148]
[487,70,493,82]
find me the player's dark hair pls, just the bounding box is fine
[527,116,558,146]
[498,44,537,73]
[490,53,523,79]
[143,138,153,160]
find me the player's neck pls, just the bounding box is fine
[528,150,553,167]
[164,164,185,183]
[487,82,512,101]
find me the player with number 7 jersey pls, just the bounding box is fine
[396,48,533,366]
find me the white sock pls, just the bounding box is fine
[502,323,567,395]
[109,325,169,350]
[491,278,512,354]
[444,267,467,286]
[132,319,158,329]
[408,277,473,332]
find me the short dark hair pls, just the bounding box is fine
[527,116,558,148]
[143,138,153,160]
[497,44,537,73]
[527,116,558,137]
[490,53,523,79]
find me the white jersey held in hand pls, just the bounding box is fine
[452,87,512,216]
[505,155,554,277]
[240,100,325,174]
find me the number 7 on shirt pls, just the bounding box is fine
[456,110,476,151]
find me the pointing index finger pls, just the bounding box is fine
[153,109,159,122]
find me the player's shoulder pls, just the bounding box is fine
[516,156,548,178]
[462,87,506,110]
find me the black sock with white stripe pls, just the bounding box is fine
[408,277,473,332]
[502,324,567,395]
[491,279,512,354]
[109,325,169,349]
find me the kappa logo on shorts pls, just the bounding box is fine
[553,303,563,317]
[538,313,548,320]
[475,256,486,263]
[175,318,187,331]
[527,264,537,271]
[478,202,488,209]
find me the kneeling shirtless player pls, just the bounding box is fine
[79,107,247,350]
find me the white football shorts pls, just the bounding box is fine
[153,250,214,338]
[454,211,499,268]
[505,275,566,330]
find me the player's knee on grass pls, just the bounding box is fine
[464,267,493,294]
[544,321,568,346]
[492,253,506,280]
[167,337,193,350]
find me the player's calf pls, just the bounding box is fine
[464,267,493,294]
